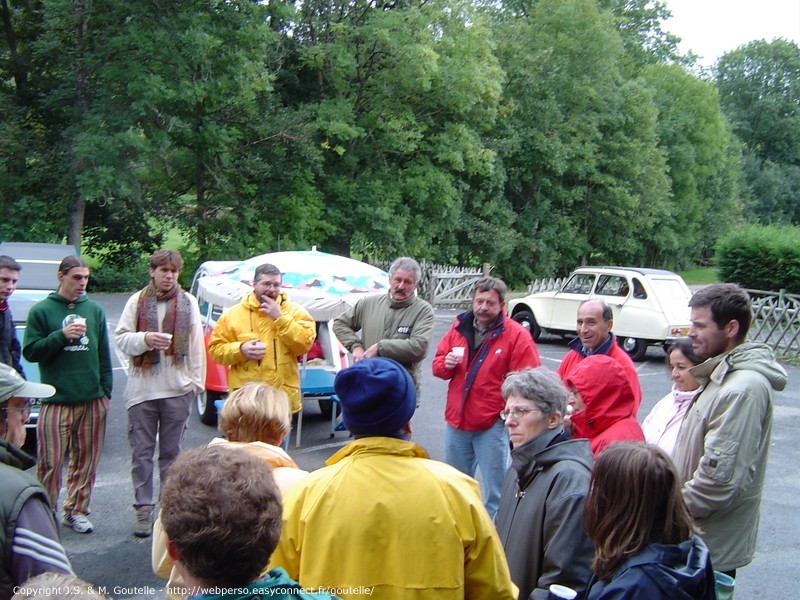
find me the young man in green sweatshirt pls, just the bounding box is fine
[23,255,112,534]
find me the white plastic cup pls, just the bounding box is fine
[547,585,578,600]
[161,333,173,344]
[452,346,465,362]
[73,317,86,328]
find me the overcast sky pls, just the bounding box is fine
[663,0,800,67]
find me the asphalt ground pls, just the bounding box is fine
[51,295,799,599]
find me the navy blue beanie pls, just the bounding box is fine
[334,358,416,436]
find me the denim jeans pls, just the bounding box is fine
[445,420,509,519]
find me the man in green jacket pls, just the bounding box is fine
[333,257,434,402]
[23,256,113,535]
[673,283,787,576]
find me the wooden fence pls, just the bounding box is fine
[376,260,491,308]
[526,277,565,295]
[749,289,800,355]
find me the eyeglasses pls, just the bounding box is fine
[1,399,32,422]
[499,406,540,421]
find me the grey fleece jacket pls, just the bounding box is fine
[333,292,434,399]
[672,342,787,572]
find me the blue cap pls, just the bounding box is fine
[334,358,415,436]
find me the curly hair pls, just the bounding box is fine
[160,445,283,588]
[584,442,695,581]
[218,382,291,446]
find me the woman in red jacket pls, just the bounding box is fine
[565,354,644,455]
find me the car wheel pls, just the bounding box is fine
[318,398,342,419]
[196,390,222,426]
[621,337,649,362]
[512,310,541,341]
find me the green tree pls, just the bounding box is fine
[598,0,683,69]
[493,0,670,280]
[283,0,509,264]
[716,39,800,223]
[640,63,741,267]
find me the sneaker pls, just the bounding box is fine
[133,506,153,538]
[63,512,93,533]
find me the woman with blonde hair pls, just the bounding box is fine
[583,443,716,599]
[153,382,308,599]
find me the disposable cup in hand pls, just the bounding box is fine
[161,333,173,344]
[452,346,465,362]
[73,317,86,328]
[547,585,577,600]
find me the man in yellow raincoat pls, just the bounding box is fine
[208,263,316,414]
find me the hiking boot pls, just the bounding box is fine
[63,512,94,534]
[134,506,153,538]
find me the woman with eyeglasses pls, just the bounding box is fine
[494,367,594,600]
[0,363,73,596]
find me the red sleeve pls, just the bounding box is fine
[432,325,460,380]
[508,325,541,372]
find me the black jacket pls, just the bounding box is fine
[0,306,24,377]
[495,426,594,600]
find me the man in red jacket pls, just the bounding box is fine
[556,299,642,412]
[432,277,540,518]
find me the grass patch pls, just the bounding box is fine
[679,267,717,286]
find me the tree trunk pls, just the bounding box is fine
[67,194,86,252]
[68,0,91,254]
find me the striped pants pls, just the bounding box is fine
[37,397,109,515]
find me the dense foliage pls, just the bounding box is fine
[716,225,800,293]
[1,0,794,285]
[715,39,800,226]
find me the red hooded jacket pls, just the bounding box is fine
[565,354,644,455]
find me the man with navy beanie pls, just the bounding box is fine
[270,357,517,599]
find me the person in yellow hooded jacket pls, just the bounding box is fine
[208,263,316,413]
[269,358,518,600]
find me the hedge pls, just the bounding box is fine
[716,225,800,293]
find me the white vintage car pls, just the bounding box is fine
[507,266,693,361]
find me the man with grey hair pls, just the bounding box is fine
[556,298,642,410]
[334,256,434,400]
[0,255,24,376]
[494,367,593,600]
[432,276,540,518]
